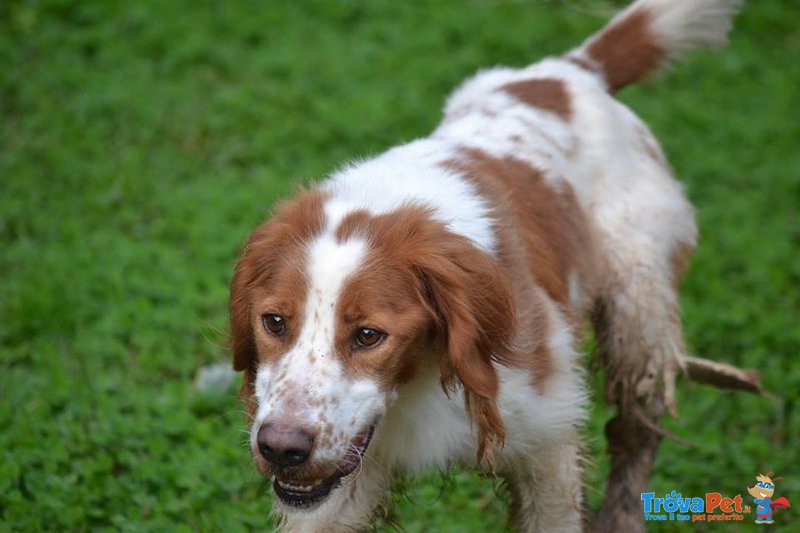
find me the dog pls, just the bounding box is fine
[229,0,743,530]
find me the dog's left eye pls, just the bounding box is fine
[262,314,286,336]
[352,328,385,349]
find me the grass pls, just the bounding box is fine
[1,0,798,530]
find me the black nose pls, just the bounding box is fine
[256,423,315,467]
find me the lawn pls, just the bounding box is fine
[1,0,798,531]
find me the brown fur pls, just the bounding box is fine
[333,252,432,389]
[229,188,327,418]
[449,149,597,307]
[669,241,695,289]
[334,206,516,468]
[233,195,518,466]
[501,78,572,120]
[594,408,661,533]
[565,55,597,73]
[586,8,664,92]
[446,149,600,392]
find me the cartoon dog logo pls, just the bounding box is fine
[747,472,791,524]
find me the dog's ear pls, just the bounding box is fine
[229,218,285,374]
[230,231,263,374]
[230,190,327,383]
[412,232,516,472]
[229,235,263,421]
[230,190,326,372]
[230,219,294,422]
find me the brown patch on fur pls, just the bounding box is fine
[530,321,555,394]
[501,78,572,120]
[335,209,372,243]
[450,149,596,307]
[586,8,664,92]
[446,149,600,393]
[229,188,328,419]
[565,54,597,74]
[669,241,694,289]
[333,207,516,465]
[334,250,432,389]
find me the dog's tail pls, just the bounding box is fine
[566,0,743,93]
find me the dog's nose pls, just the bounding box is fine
[256,423,315,467]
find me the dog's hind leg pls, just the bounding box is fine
[590,209,696,532]
[593,242,693,416]
[592,404,662,533]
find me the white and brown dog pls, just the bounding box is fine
[229,0,743,530]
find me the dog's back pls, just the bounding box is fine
[431,3,743,529]
[435,0,743,420]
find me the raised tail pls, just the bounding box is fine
[566,0,744,92]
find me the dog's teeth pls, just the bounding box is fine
[278,479,322,492]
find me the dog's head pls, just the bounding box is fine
[230,189,514,510]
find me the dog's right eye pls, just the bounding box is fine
[262,314,286,336]
[352,327,386,349]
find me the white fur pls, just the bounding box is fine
[252,235,388,466]
[435,63,577,182]
[565,0,743,89]
[605,0,742,59]
[322,139,497,254]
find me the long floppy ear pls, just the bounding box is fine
[230,190,325,372]
[413,233,516,472]
[230,234,262,374]
[229,189,327,412]
[229,223,290,357]
[229,227,272,420]
[229,220,293,420]
[229,217,291,419]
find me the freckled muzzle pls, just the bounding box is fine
[266,424,376,510]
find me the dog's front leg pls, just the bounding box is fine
[504,436,584,533]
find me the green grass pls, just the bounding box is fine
[1,0,798,530]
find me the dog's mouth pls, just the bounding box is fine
[273,424,376,510]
